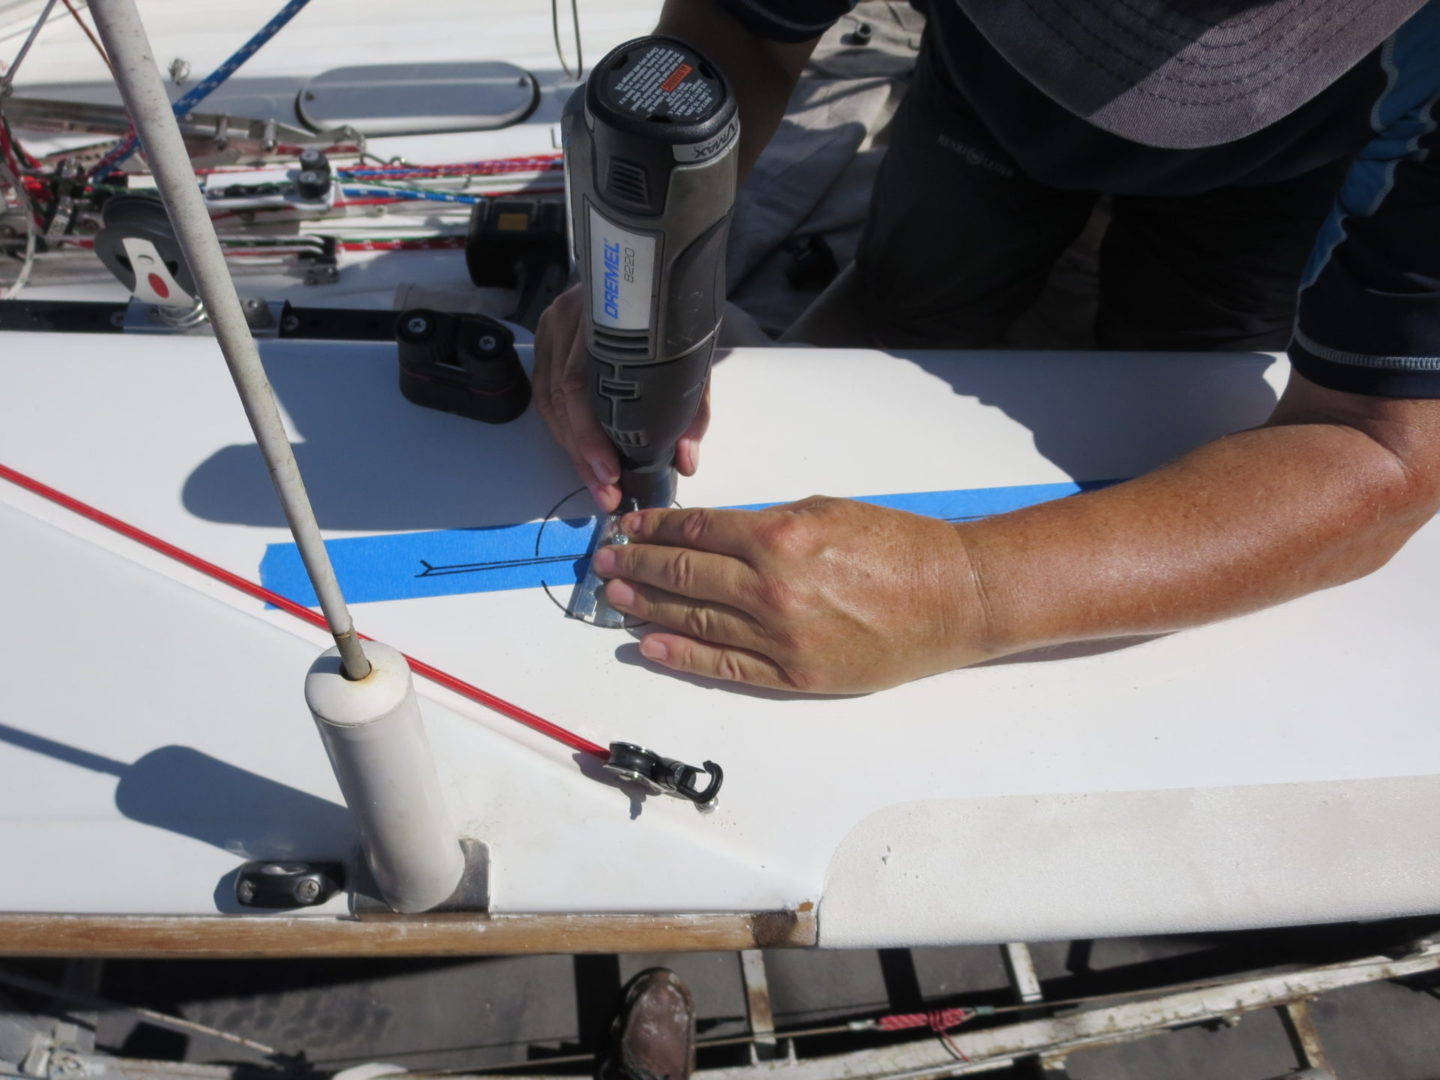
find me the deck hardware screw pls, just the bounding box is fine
[237,880,256,903]
[294,878,322,903]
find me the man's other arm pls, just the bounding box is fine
[657,0,827,178]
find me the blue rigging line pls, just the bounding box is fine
[93,0,315,178]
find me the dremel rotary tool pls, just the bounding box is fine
[562,35,740,626]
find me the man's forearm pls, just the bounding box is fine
[963,416,1440,657]
[657,0,818,177]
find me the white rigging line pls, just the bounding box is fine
[551,0,583,80]
[0,0,56,90]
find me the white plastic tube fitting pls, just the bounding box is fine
[306,641,466,913]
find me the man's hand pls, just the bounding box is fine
[533,284,709,513]
[591,497,993,693]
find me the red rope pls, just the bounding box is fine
[875,1009,974,1062]
[875,1008,973,1032]
[0,120,45,227]
[342,155,563,180]
[59,0,114,76]
[0,462,609,759]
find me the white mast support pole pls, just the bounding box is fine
[88,0,370,681]
[306,642,467,913]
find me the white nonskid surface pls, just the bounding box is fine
[3,332,1439,941]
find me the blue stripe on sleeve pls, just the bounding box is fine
[1299,3,1440,292]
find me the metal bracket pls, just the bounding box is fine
[604,741,724,808]
[350,838,490,917]
[234,860,345,909]
[301,238,340,286]
[19,1024,102,1080]
[240,298,286,337]
[120,299,209,335]
[4,97,363,170]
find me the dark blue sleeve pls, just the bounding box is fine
[715,0,857,42]
[1290,12,1440,397]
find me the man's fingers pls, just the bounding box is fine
[532,286,579,430]
[637,633,794,690]
[593,539,753,606]
[561,334,611,474]
[675,384,711,476]
[603,579,764,651]
[554,399,619,511]
[616,506,765,559]
[557,315,621,510]
[534,285,620,510]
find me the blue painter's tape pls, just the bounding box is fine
[259,479,1116,607]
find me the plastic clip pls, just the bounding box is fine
[604,741,724,808]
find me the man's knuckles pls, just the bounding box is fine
[680,602,730,643]
[597,543,698,597]
[556,363,588,399]
[666,548,703,594]
[748,572,803,621]
[678,507,715,547]
[750,511,814,561]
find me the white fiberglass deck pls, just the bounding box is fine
[3,333,1440,947]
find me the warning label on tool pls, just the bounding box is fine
[605,44,718,122]
[660,63,692,93]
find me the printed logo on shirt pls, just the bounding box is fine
[937,134,1015,178]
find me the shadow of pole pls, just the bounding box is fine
[0,722,357,864]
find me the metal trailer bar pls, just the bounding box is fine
[4,944,1437,1080]
[440,944,1440,1080]
[1001,943,1044,1006]
[1279,1000,1334,1076]
[86,0,370,681]
[739,950,780,1063]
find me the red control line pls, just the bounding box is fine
[0,462,609,759]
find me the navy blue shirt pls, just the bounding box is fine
[721,0,1440,397]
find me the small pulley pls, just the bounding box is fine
[604,741,723,808]
[94,194,200,311]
